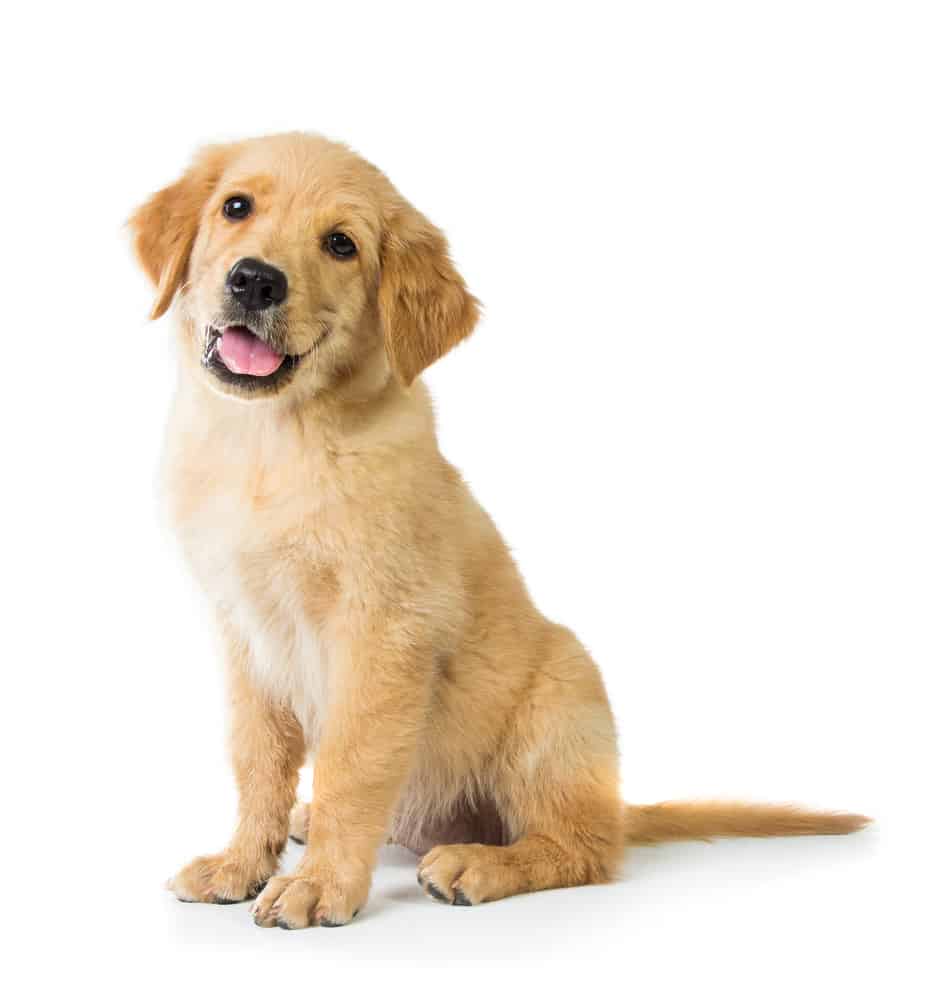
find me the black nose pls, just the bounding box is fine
[226,258,288,311]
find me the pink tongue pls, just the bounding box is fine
[218,326,285,377]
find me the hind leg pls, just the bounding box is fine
[288,801,310,844]
[417,804,622,905]
[418,629,624,905]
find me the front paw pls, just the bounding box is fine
[250,860,369,929]
[167,852,273,905]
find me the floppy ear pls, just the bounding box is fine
[378,205,480,385]
[128,145,232,320]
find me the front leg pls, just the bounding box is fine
[252,620,434,928]
[168,624,305,904]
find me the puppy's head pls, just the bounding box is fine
[129,134,478,402]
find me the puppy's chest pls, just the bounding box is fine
[172,463,337,746]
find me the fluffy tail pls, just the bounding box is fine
[624,800,870,844]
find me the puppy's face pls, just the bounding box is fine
[130,134,478,402]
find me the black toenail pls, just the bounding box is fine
[211,896,241,905]
[276,918,294,930]
[425,882,450,903]
[318,917,344,927]
[452,889,473,906]
[289,835,304,845]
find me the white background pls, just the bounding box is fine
[2,2,945,997]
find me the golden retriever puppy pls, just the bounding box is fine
[130,133,867,928]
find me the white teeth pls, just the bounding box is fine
[202,327,222,367]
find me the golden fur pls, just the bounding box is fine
[130,133,868,928]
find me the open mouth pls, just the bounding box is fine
[203,326,302,392]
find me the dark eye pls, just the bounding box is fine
[223,195,253,220]
[326,232,357,258]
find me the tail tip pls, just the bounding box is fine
[833,812,872,834]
